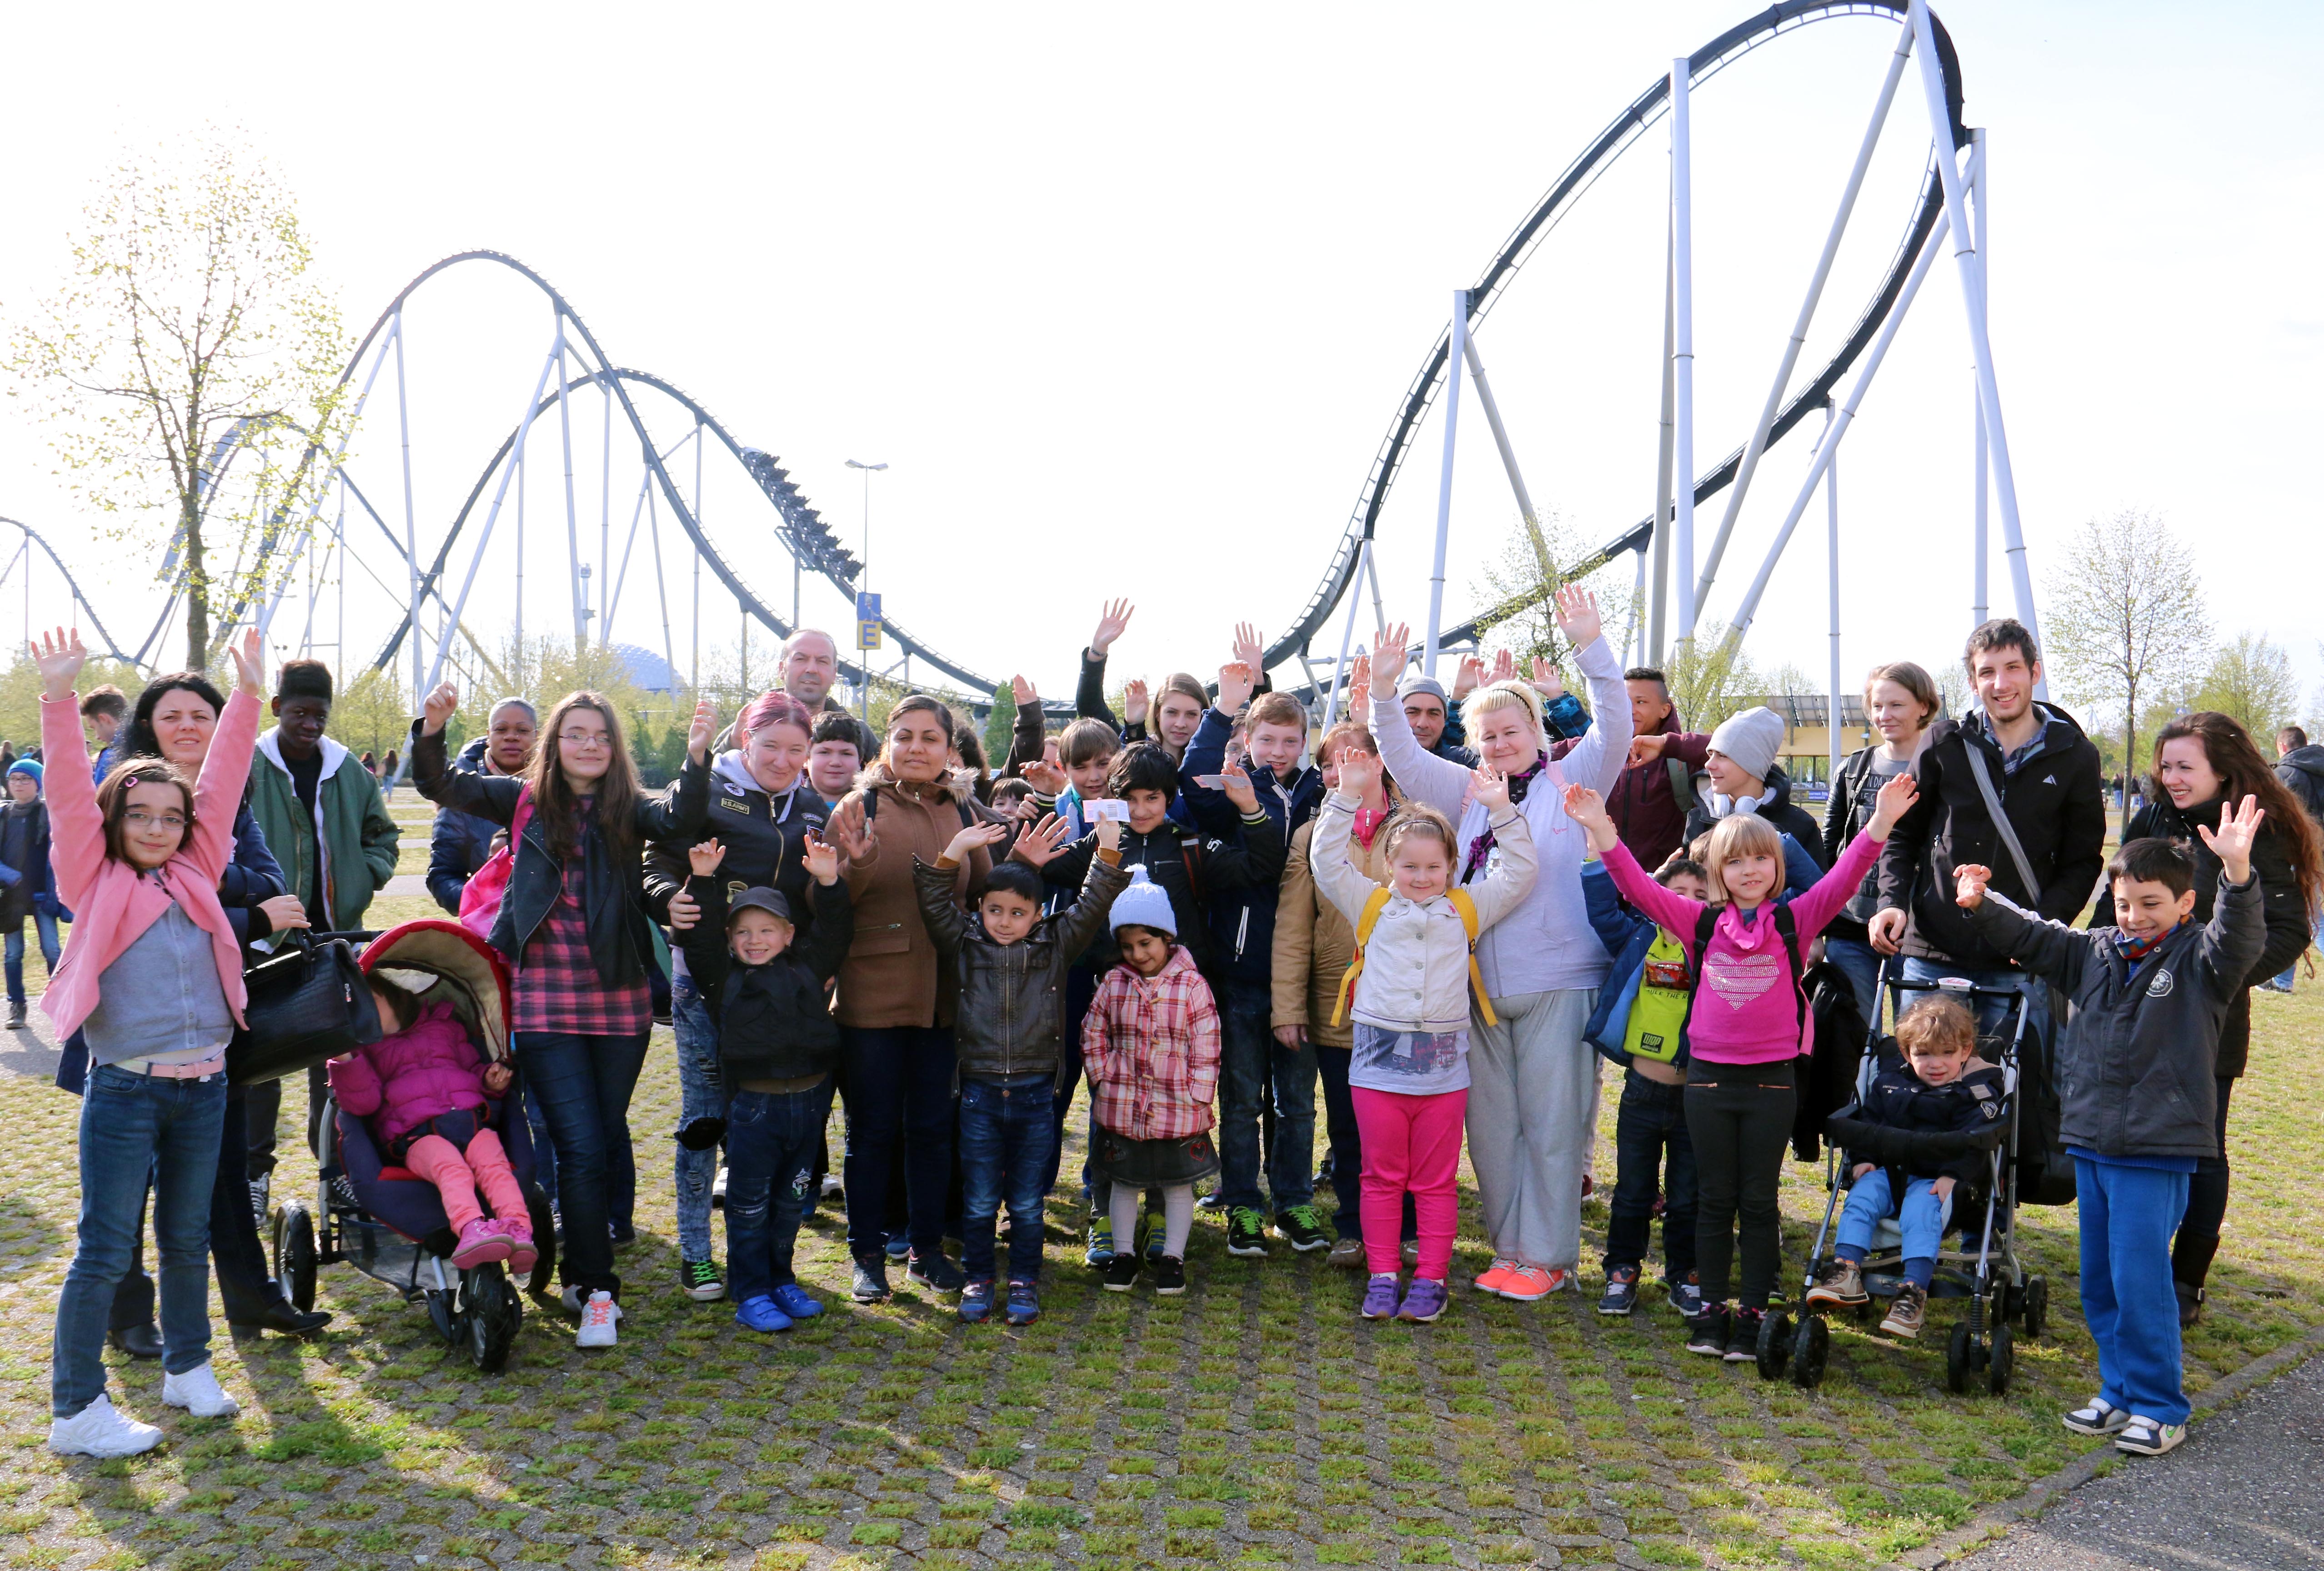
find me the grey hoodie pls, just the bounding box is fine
[2277,744,2324,827]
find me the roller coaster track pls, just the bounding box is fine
[0,517,136,662]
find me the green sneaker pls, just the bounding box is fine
[1226,1206,1270,1258]
[1274,1205,1329,1253]
[1084,1219,1115,1267]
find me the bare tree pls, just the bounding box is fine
[2041,510,2209,779]
[5,131,350,670]
[2192,632,2301,739]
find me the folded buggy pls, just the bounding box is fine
[1757,965,2050,1394]
[270,920,557,1372]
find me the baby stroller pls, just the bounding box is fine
[1758,964,2050,1395]
[271,920,558,1373]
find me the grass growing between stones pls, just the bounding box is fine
[0,887,2315,1569]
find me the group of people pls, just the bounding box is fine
[24,598,2321,1467]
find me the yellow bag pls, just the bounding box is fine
[1331,886,1498,1029]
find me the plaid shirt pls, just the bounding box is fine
[513,838,651,1038]
[1079,945,1221,1141]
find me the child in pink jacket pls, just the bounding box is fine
[329,977,535,1273]
[1564,771,1917,1359]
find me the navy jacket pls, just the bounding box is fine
[1846,1061,2009,1185]
[425,737,502,914]
[1579,860,1688,1070]
[1179,707,1324,984]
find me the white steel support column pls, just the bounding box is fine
[1461,334,1546,568]
[1909,0,2038,668]
[1695,22,1912,610]
[600,375,613,644]
[1670,58,1698,639]
[1823,399,1843,782]
[1322,537,1372,729]
[555,334,586,653]
[1969,126,1989,626]
[1423,290,1469,678]
[648,485,678,693]
[1650,205,1675,663]
[514,452,526,685]
[394,312,421,705]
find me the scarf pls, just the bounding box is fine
[1460,756,1551,883]
[1352,803,1390,850]
[2112,918,2187,967]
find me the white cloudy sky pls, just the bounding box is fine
[1,1,2317,719]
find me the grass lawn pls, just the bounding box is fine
[0,887,2315,1570]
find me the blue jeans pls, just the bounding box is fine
[839,1026,957,1261]
[670,979,721,1262]
[522,1083,557,1210]
[1835,1166,1952,1287]
[1216,976,1316,1214]
[1606,1069,1698,1279]
[1822,936,1885,1028]
[2077,1156,2192,1425]
[958,1074,1057,1282]
[2272,916,2319,990]
[513,1031,648,1297]
[1900,957,2048,1047]
[54,1066,228,1416]
[5,911,61,1005]
[724,1076,834,1301]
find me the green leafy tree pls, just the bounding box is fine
[982,683,1015,775]
[2190,632,2301,740]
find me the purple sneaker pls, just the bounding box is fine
[1397,1277,1449,1323]
[1361,1274,1401,1320]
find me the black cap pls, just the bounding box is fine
[727,886,793,926]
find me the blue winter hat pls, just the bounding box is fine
[6,758,40,788]
[1109,866,1177,937]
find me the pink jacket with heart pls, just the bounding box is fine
[327,1001,491,1146]
[1600,831,1881,1065]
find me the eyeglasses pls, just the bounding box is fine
[122,810,187,831]
[557,731,612,751]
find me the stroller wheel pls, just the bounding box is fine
[1944,1319,1974,1395]
[1986,1321,2015,1396]
[1790,1313,1831,1388]
[521,1183,559,1300]
[464,1264,521,1374]
[274,1202,317,1312]
[2020,1276,2049,1341]
[1754,1309,1793,1381]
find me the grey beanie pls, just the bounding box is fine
[1108,866,1177,937]
[1395,673,1449,705]
[1707,706,1786,786]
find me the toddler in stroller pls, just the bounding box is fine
[327,975,537,1275]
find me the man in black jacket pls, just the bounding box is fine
[1869,620,2106,1036]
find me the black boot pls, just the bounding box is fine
[108,1323,164,1359]
[226,1293,333,1337]
[2172,1234,2220,1328]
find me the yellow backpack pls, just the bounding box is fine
[1332,887,1498,1029]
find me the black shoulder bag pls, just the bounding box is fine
[227,931,384,1087]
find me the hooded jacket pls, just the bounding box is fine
[1844,1060,2010,1184]
[833,764,993,1030]
[1179,707,1327,984]
[676,874,853,1084]
[1609,715,1709,872]
[1873,705,2106,967]
[1683,762,1825,868]
[2278,744,2324,828]
[1963,874,2264,1161]
[1035,808,1282,977]
[249,726,401,931]
[0,800,52,925]
[1272,810,1396,1050]
[326,999,494,1147]
[645,751,832,966]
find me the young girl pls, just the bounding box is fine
[327,977,535,1274]
[37,625,267,1457]
[1565,769,1917,1359]
[1080,870,1222,1296]
[1312,750,1538,1323]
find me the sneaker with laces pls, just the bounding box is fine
[160,1361,240,1418]
[1597,1266,1639,1316]
[1805,1258,1868,1308]
[1396,1277,1449,1323]
[2114,1416,2185,1456]
[1084,1219,1115,1266]
[1686,1306,1732,1356]
[1473,1258,1521,1297]
[1878,1282,1928,1339]
[1153,1255,1187,1296]
[884,1232,910,1261]
[1667,1271,1706,1319]
[1327,1236,1367,1270]
[1274,1205,1330,1253]
[1724,1306,1764,1361]
[1104,1252,1141,1292]
[733,1294,794,1334]
[1225,1207,1270,1257]
[1497,1264,1561,1302]
[908,1251,966,1294]
[958,1281,996,1323]
[249,1174,271,1232]
[49,1395,163,1457]
[2063,1397,2132,1436]
[576,1290,621,1348]
[1005,1280,1041,1326]
[1361,1273,1402,1319]
[677,1258,726,1301]
[851,1255,892,1303]
[769,1283,823,1321]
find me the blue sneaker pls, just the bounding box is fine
[959,1281,996,1323]
[769,1283,823,1321]
[884,1232,910,1262]
[733,1295,795,1334]
[1005,1280,1041,1326]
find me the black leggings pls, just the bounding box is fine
[2173,1077,2234,1286]
[1685,1073,1797,1311]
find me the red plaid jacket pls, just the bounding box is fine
[1079,945,1221,1141]
[513,861,651,1037]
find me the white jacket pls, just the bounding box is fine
[1309,791,1537,1034]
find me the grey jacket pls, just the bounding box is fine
[1963,873,2265,1161]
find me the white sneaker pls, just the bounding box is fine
[161,1362,240,1419]
[576,1290,622,1348]
[50,1394,164,1457]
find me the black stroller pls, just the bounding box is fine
[1757,964,2051,1395]
[271,920,557,1372]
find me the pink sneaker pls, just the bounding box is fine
[499,1217,538,1277]
[1473,1258,1521,1297]
[451,1216,513,1270]
[1497,1264,1566,1302]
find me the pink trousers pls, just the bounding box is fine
[1352,1086,1468,1279]
[404,1128,526,1233]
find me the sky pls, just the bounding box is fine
[1,1,2318,722]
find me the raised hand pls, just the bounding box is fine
[1370,625,1410,700]
[1334,745,1378,803]
[30,627,86,701]
[421,681,461,735]
[1232,622,1266,677]
[1452,654,1485,702]
[1011,673,1037,709]
[2198,794,2266,885]
[1216,660,1256,717]
[1096,815,1123,852]
[1011,812,1075,867]
[1551,584,1603,650]
[687,697,718,760]
[943,821,1010,865]
[1560,782,1618,853]
[688,837,727,877]
[1122,678,1149,727]
[1347,653,1372,705]
[1091,600,1135,656]
[1471,763,1511,812]
[1019,757,1068,796]
[1490,649,1517,685]
[1219,759,1260,815]
[800,829,841,886]
[1530,658,1565,701]
[1867,771,1920,839]
[1953,863,1993,910]
[230,627,266,698]
[826,795,876,862]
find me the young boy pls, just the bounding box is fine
[1954,806,2267,1456]
[673,833,855,1335]
[1806,992,2003,1340]
[807,710,868,809]
[1581,854,1712,1319]
[917,815,1132,1325]
[0,759,60,1031]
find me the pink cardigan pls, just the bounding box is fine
[1600,830,1881,1065]
[37,688,260,1040]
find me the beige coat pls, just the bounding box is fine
[1271,813,1396,1049]
[835,766,992,1030]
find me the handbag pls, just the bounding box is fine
[226,931,385,1087]
[457,787,533,940]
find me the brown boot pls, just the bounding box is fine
[1878,1282,1928,1339]
[1806,1258,1868,1308]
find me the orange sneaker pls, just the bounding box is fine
[1472,1258,1521,1297]
[1498,1264,1578,1302]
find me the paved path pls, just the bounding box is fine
[1946,1352,2324,1569]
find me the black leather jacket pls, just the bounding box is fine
[411,721,709,985]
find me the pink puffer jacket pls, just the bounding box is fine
[327,1001,491,1146]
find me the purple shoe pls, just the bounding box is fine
[1397,1277,1449,1323]
[1361,1274,1401,1320]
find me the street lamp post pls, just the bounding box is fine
[845,459,887,720]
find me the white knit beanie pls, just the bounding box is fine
[1707,705,1786,785]
[1109,866,1177,937]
